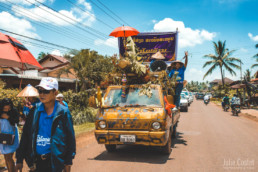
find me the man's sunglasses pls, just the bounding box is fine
[37,89,53,94]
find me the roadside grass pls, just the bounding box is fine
[74,122,95,136]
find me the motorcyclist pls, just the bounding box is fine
[222,94,230,109]
[204,94,210,103]
[231,94,240,111]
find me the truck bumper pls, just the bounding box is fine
[95,130,168,146]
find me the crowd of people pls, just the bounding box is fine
[0,77,76,172]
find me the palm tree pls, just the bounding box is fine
[203,40,241,87]
[244,69,251,82]
[251,44,258,68]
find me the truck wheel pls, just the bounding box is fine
[161,133,172,155]
[105,144,116,152]
[185,106,188,112]
[172,124,177,138]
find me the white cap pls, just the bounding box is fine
[36,77,58,90]
[56,93,64,98]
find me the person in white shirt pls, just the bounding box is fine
[204,95,210,103]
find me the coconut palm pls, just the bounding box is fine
[251,44,258,68]
[244,69,251,82]
[203,40,241,87]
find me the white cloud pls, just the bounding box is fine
[239,48,248,52]
[9,0,95,27]
[78,0,92,11]
[152,20,157,24]
[50,49,62,56]
[153,18,216,48]
[94,37,118,48]
[0,11,39,39]
[248,33,258,41]
[0,0,49,6]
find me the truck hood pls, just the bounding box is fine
[97,107,165,130]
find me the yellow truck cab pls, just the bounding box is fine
[95,84,180,154]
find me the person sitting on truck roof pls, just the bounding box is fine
[168,51,188,109]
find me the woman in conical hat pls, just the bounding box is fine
[168,51,188,109]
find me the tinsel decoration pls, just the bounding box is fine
[121,74,127,98]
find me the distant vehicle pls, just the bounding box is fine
[180,93,189,112]
[182,91,191,106]
[196,93,204,100]
[189,92,194,103]
[206,93,212,99]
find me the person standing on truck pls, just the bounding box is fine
[168,51,188,109]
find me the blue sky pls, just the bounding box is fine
[0,0,257,82]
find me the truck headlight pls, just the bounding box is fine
[99,121,106,129]
[152,122,161,130]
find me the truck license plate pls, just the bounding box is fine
[120,135,136,143]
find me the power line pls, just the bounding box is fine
[32,0,108,39]
[88,0,123,26]
[21,40,68,54]
[0,2,94,47]
[95,0,130,26]
[66,0,114,30]
[3,0,97,42]
[0,4,117,54]
[0,28,74,50]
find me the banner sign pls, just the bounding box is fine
[118,32,178,62]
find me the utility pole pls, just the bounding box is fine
[240,60,242,83]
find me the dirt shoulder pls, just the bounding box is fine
[211,101,258,123]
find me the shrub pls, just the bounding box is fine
[62,90,97,124]
[71,107,97,125]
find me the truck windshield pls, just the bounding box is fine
[103,88,162,107]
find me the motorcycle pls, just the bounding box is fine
[224,104,230,112]
[204,99,209,105]
[232,104,241,116]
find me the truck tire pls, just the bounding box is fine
[185,106,188,112]
[105,144,116,152]
[161,133,172,155]
[172,124,177,138]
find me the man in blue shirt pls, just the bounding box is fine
[16,77,75,172]
[168,51,188,108]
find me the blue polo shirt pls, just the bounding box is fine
[36,101,58,155]
[169,65,186,81]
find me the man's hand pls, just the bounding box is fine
[15,163,23,172]
[184,51,188,68]
[64,165,71,172]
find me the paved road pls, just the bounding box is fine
[72,100,258,172]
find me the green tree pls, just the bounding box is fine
[244,69,251,82]
[37,52,47,61]
[251,44,258,68]
[58,49,113,91]
[203,40,241,87]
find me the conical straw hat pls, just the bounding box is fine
[17,84,39,97]
[151,51,165,60]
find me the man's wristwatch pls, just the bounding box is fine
[29,163,36,171]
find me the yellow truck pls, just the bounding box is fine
[95,84,180,154]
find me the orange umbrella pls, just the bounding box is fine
[0,32,42,69]
[109,26,139,37]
